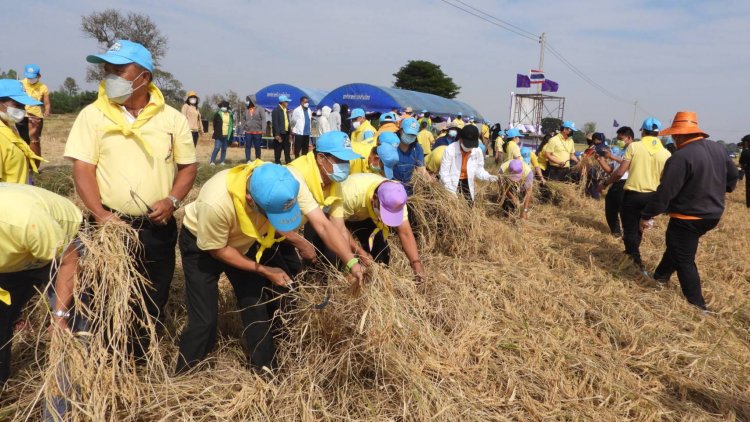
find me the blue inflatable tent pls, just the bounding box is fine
[317,83,483,120]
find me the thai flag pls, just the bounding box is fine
[529,69,545,84]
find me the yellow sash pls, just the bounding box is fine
[365,180,391,250]
[94,82,166,157]
[0,120,46,173]
[287,152,340,207]
[226,161,286,261]
[0,288,9,305]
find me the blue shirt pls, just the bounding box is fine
[393,143,425,195]
[303,109,311,136]
[433,136,456,149]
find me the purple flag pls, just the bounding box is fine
[541,79,559,92]
[516,74,531,88]
[613,119,620,127]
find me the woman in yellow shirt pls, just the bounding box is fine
[0,79,45,183]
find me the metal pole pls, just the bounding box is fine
[537,32,546,94]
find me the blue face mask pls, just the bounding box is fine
[401,134,417,144]
[327,160,350,182]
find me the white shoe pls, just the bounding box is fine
[209,162,215,166]
[220,162,226,165]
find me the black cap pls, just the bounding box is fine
[459,125,480,148]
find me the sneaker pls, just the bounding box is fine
[220,162,226,165]
[209,162,216,166]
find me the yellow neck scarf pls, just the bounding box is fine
[0,120,46,173]
[94,82,165,157]
[287,152,340,207]
[0,288,9,305]
[226,161,286,261]
[365,180,390,250]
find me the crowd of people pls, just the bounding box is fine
[0,40,742,411]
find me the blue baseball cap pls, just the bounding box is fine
[505,128,525,139]
[379,112,396,123]
[278,95,292,103]
[521,146,532,165]
[24,64,40,79]
[86,40,154,73]
[641,117,662,132]
[316,131,363,161]
[561,121,577,131]
[349,108,365,120]
[401,117,420,135]
[376,144,399,179]
[0,80,42,105]
[378,132,400,147]
[249,164,302,232]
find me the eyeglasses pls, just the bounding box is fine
[130,189,154,215]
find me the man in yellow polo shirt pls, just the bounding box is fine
[0,183,82,386]
[543,121,579,181]
[601,118,670,271]
[18,64,50,169]
[416,120,434,156]
[0,79,45,183]
[175,163,364,373]
[348,108,377,174]
[328,173,424,281]
[64,40,197,354]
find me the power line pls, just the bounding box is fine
[438,0,539,42]
[440,0,657,116]
[452,0,539,39]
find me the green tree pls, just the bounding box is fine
[393,60,460,99]
[541,117,562,135]
[60,77,80,96]
[583,121,596,134]
[152,69,186,108]
[81,9,169,83]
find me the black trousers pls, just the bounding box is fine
[274,133,292,164]
[98,213,177,356]
[293,134,310,158]
[653,218,719,309]
[605,180,626,235]
[458,178,472,204]
[620,190,656,266]
[0,265,50,385]
[191,131,199,147]
[175,228,300,373]
[547,166,570,182]
[304,220,390,266]
[745,176,750,208]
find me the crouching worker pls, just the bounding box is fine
[328,173,425,282]
[499,158,535,219]
[0,183,82,386]
[175,162,364,374]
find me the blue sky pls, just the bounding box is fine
[5,0,750,141]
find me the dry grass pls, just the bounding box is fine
[2,116,749,420]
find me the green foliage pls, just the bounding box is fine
[49,91,97,114]
[571,130,587,144]
[583,121,596,134]
[0,68,18,79]
[61,77,80,96]
[393,60,460,99]
[541,118,562,135]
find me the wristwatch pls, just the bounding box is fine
[167,195,181,209]
[52,310,71,319]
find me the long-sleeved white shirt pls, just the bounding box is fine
[439,142,498,199]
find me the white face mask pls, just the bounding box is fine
[302,103,309,109]
[189,98,197,105]
[220,107,228,112]
[2,106,27,123]
[28,77,39,84]
[352,120,361,129]
[104,71,146,105]
[448,130,457,138]
[460,142,473,152]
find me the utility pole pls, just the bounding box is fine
[632,100,638,128]
[537,32,546,94]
